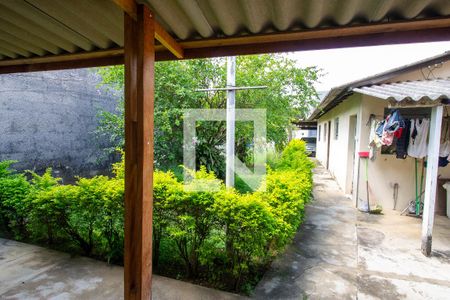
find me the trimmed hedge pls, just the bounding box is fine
[0,139,313,293]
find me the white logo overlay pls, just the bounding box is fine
[183,109,267,192]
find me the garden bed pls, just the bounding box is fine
[0,139,313,294]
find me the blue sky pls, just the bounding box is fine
[290,41,450,93]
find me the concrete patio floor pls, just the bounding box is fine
[254,163,450,299]
[0,238,243,300]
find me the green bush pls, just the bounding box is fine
[152,170,182,270]
[278,139,315,178]
[0,138,314,294]
[0,161,31,238]
[69,176,124,260]
[167,167,221,277]
[213,190,277,288]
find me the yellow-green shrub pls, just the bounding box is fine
[213,190,277,287]
[0,161,31,238]
[277,139,315,179]
[0,138,314,293]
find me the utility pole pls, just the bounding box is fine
[226,56,236,187]
[195,57,266,188]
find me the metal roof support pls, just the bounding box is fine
[123,4,154,299]
[421,105,443,256]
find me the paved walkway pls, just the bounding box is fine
[0,238,243,300]
[253,163,450,299]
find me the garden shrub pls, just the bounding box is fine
[166,167,221,278]
[262,170,311,247]
[213,190,277,288]
[25,169,66,244]
[27,183,77,245]
[0,161,31,238]
[152,170,182,270]
[69,176,124,260]
[277,139,315,178]
[0,138,314,294]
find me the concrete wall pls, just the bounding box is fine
[0,69,117,182]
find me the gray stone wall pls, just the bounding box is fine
[0,68,119,183]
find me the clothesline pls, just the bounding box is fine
[368,108,450,166]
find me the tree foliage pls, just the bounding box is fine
[96,55,319,177]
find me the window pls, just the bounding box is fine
[334,118,339,140]
[318,125,321,141]
[324,123,327,140]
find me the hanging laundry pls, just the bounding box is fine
[439,140,450,158]
[375,120,385,138]
[396,119,411,159]
[407,118,430,159]
[381,130,395,146]
[380,114,394,146]
[439,118,450,166]
[381,110,404,146]
[368,117,382,160]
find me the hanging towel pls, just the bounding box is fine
[408,118,430,159]
[439,140,450,157]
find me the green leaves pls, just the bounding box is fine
[96,55,319,177]
[0,138,313,293]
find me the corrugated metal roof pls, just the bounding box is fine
[308,51,450,120]
[353,78,450,106]
[142,0,450,40]
[0,0,449,62]
[0,0,123,59]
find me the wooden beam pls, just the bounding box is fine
[124,4,154,299]
[181,17,450,50]
[421,105,443,257]
[156,25,450,61]
[0,55,124,74]
[111,0,183,59]
[0,48,124,67]
[154,22,184,59]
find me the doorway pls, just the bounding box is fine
[326,120,332,169]
[346,115,358,194]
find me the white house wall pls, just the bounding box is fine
[316,95,361,193]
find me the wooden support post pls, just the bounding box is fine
[421,105,443,257]
[124,4,154,299]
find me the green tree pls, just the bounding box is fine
[96,55,319,177]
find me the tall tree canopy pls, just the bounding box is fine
[96,54,319,178]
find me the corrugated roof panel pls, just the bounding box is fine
[175,0,214,38]
[25,0,115,49]
[353,79,450,105]
[0,40,31,58]
[0,30,46,56]
[144,0,450,40]
[4,0,94,52]
[0,0,448,62]
[0,45,19,59]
